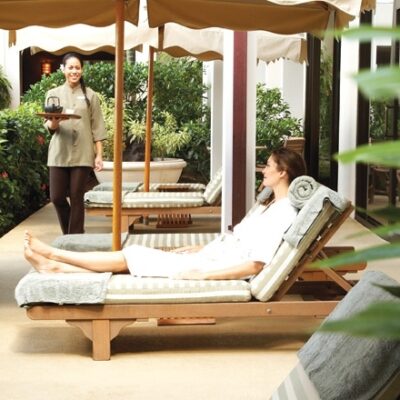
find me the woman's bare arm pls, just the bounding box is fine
[175,260,264,280]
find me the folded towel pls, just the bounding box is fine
[84,190,128,204]
[298,271,400,400]
[92,182,142,192]
[15,271,112,306]
[288,175,319,209]
[284,185,350,247]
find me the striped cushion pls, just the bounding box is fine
[124,232,219,249]
[270,363,320,400]
[203,168,222,205]
[105,275,251,304]
[251,204,337,302]
[122,192,205,208]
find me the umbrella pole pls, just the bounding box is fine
[112,0,125,250]
[144,46,155,192]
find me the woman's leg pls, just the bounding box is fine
[68,167,92,234]
[24,244,93,273]
[49,167,70,234]
[25,231,128,273]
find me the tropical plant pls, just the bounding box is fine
[0,66,12,110]
[255,85,303,165]
[127,111,191,160]
[0,102,50,236]
[313,25,400,340]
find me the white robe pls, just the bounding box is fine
[122,197,297,279]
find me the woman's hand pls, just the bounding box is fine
[46,117,60,132]
[94,155,103,172]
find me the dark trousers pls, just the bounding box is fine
[49,166,92,234]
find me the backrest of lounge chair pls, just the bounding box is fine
[251,184,351,302]
[202,167,223,205]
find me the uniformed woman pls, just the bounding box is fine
[45,53,107,234]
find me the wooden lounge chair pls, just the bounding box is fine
[84,169,222,231]
[16,178,358,360]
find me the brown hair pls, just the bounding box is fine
[62,53,90,108]
[270,147,307,183]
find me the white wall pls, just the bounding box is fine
[256,58,306,120]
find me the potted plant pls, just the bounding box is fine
[96,104,191,183]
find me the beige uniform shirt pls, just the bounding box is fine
[46,83,107,167]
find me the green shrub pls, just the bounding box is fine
[0,66,12,110]
[0,103,50,236]
[256,84,303,164]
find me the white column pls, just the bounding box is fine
[246,32,257,211]
[338,18,360,204]
[282,60,305,120]
[221,31,234,233]
[0,30,20,109]
[209,60,223,178]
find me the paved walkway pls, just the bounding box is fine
[0,203,398,400]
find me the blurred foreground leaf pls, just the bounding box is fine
[335,141,400,168]
[339,25,400,42]
[348,222,400,239]
[319,302,400,339]
[313,243,400,268]
[354,67,400,100]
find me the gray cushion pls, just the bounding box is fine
[298,270,400,400]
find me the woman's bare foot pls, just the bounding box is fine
[24,243,58,273]
[24,230,55,259]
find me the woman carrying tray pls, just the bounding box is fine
[24,149,306,280]
[45,53,107,234]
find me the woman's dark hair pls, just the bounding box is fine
[270,147,307,183]
[62,53,90,108]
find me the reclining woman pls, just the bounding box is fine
[24,148,306,280]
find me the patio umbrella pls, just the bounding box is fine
[0,0,140,250]
[10,23,142,55]
[146,0,375,33]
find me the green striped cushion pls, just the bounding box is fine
[124,232,219,249]
[122,192,205,208]
[105,275,251,304]
[203,168,222,205]
[251,204,336,302]
[270,363,320,400]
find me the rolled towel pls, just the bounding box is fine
[288,175,319,209]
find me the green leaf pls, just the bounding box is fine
[354,67,400,100]
[319,302,400,339]
[368,206,400,222]
[335,141,400,168]
[340,25,400,42]
[374,284,400,298]
[312,243,400,269]
[348,222,400,239]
